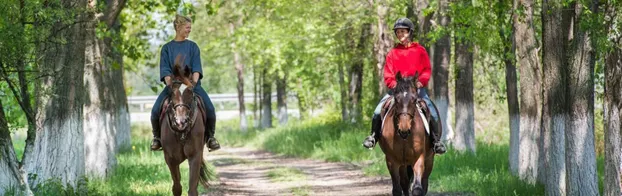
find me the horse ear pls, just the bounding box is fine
[173,54,183,77]
[184,65,192,79]
[413,71,420,87]
[396,71,402,82]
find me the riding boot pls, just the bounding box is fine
[362,115,382,149]
[150,118,162,151]
[429,119,446,154]
[205,116,220,152]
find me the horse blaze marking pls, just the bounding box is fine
[180,84,188,93]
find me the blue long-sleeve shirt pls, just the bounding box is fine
[159,39,203,85]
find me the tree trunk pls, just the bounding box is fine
[604,39,622,196]
[253,65,259,127]
[513,0,543,184]
[0,100,31,195]
[433,0,453,142]
[564,1,599,195]
[412,0,433,50]
[499,0,520,175]
[230,21,247,131]
[276,72,288,125]
[349,23,371,123]
[25,0,88,187]
[542,0,568,194]
[338,57,349,121]
[454,37,475,153]
[83,0,129,178]
[370,0,393,96]
[261,67,272,128]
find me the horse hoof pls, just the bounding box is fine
[411,186,424,196]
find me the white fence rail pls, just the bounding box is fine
[127,93,292,112]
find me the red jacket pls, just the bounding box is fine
[383,42,431,89]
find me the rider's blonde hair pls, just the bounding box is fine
[174,14,192,30]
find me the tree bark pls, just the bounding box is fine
[513,0,543,184]
[25,0,88,187]
[339,56,349,121]
[454,36,475,153]
[253,65,259,127]
[230,20,247,131]
[604,17,622,196]
[433,0,453,142]
[498,0,520,175]
[276,72,288,125]
[0,100,31,195]
[411,0,433,50]
[261,66,272,128]
[564,1,599,195]
[349,23,371,123]
[370,0,393,96]
[542,0,568,194]
[83,0,130,178]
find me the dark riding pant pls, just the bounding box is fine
[193,85,217,139]
[151,86,171,123]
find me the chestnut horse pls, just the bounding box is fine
[160,55,212,196]
[378,72,437,196]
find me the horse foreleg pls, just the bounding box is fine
[166,161,182,196]
[187,156,202,196]
[410,155,426,196]
[421,155,435,195]
[386,160,403,196]
[399,165,410,196]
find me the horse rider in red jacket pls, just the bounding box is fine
[362,17,446,154]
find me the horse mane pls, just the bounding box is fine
[394,71,419,94]
[173,54,193,87]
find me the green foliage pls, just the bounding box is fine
[0,0,78,131]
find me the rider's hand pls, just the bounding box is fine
[416,82,423,88]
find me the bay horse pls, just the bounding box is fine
[378,72,437,196]
[160,55,212,196]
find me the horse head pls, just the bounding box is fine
[167,54,196,132]
[393,71,420,134]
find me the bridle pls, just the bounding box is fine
[166,80,198,140]
[393,90,418,139]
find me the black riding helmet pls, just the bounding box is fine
[393,17,415,40]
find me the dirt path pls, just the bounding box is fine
[204,147,391,196]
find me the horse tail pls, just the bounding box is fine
[199,158,214,188]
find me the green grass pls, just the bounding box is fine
[84,139,215,195]
[290,185,313,196]
[7,123,217,195]
[266,167,308,182]
[218,111,564,195]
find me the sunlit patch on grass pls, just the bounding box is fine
[266,167,308,182]
[291,185,313,196]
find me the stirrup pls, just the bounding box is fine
[433,142,446,154]
[362,136,376,149]
[207,138,220,152]
[150,138,162,151]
